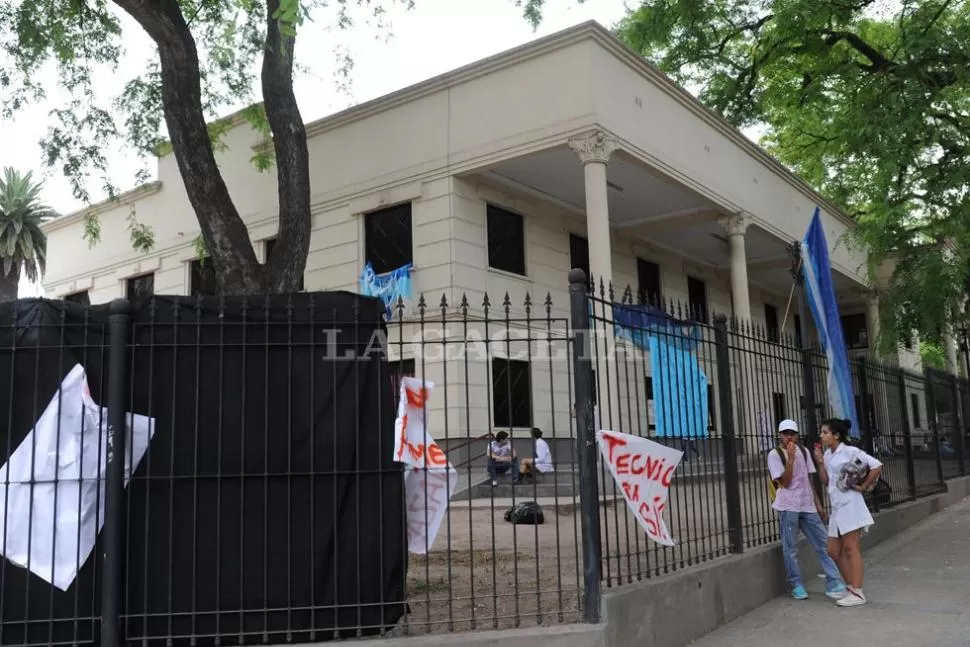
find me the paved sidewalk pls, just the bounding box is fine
[689,497,970,647]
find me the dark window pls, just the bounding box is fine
[687,276,707,323]
[486,204,526,276]
[364,202,413,275]
[638,258,662,306]
[854,393,877,432]
[707,384,716,430]
[63,291,90,306]
[772,392,787,427]
[911,393,921,428]
[126,273,154,302]
[492,358,532,428]
[765,304,780,343]
[569,234,589,280]
[794,314,803,347]
[190,259,219,297]
[841,313,868,349]
[904,335,914,350]
[265,238,305,291]
[388,358,416,399]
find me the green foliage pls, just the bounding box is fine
[920,340,946,371]
[614,0,970,346]
[0,167,57,283]
[193,234,209,267]
[0,0,413,248]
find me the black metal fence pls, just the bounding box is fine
[0,270,968,646]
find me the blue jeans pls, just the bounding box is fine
[779,510,844,590]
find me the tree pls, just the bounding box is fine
[612,0,970,350]
[0,0,411,295]
[0,168,56,301]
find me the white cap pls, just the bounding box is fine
[778,419,799,433]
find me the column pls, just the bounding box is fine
[718,213,757,456]
[569,131,621,433]
[569,131,618,291]
[718,213,752,322]
[864,288,881,357]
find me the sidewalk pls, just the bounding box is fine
[688,497,970,647]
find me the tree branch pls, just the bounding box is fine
[261,0,311,293]
[823,30,897,71]
[111,0,263,293]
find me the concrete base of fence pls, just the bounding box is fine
[341,623,606,647]
[600,476,970,647]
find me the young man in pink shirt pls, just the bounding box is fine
[768,419,846,600]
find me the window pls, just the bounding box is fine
[126,273,154,302]
[772,392,787,427]
[911,393,921,428]
[486,204,526,276]
[492,358,532,428]
[264,238,305,291]
[904,335,914,350]
[638,258,661,306]
[764,304,780,343]
[687,276,707,323]
[794,314,803,348]
[388,358,415,399]
[63,291,90,306]
[190,260,219,297]
[841,313,868,349]
[364,202,413,275]
[569,234,589,280]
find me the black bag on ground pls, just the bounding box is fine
[504,501,545,525]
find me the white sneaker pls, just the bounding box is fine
[836,588,867,607]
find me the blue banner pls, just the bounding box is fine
[359,262,413,320]
[613,303,709,439]
[801,207,860,437]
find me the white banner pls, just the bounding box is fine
[596,429,683,547]
[0,364,155,590]
[393,376,457,554]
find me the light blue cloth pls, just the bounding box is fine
[801,207,860,437]
[359,262,412,320]
[648,334,709,439]
[611,303,710,439]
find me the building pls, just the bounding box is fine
[41,21,934,468]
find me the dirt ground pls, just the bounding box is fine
[386,455,951,637]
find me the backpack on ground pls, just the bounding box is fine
[767,445,810,502]
[504,501,545,525]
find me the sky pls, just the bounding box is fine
[0,0,633,297]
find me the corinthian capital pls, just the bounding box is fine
[569,131,619,165]
[718,212,751,237]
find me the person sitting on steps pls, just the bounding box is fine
[487,431,520,486]
[519,427,555,481]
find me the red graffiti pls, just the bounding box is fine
[637,496,669,542]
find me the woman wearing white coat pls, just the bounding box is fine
[813,418,883,607]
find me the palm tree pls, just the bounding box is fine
[0,168,57,301]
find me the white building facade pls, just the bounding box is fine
[41,22,932,462]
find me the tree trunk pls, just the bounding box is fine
[0,264,21,302]
[113,0,266,295]
[262,0,312,293]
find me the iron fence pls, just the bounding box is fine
[0,270,967,646]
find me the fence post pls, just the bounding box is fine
[925,372,946,489]
[948,374,966,476]
[101,298,131,647]
[568,269,602,623]
[897,371,917,501]
[857,358,875,456]
[713,314,744,554]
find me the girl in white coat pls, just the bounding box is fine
[813,418,883,607]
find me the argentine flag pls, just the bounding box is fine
[802,207,860,438]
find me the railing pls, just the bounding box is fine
[0,272,967,646]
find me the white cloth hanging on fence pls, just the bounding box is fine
[0,364,155,591]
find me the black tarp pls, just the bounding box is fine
[0,293,407,646]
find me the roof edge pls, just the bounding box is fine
[41,181,163,233]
